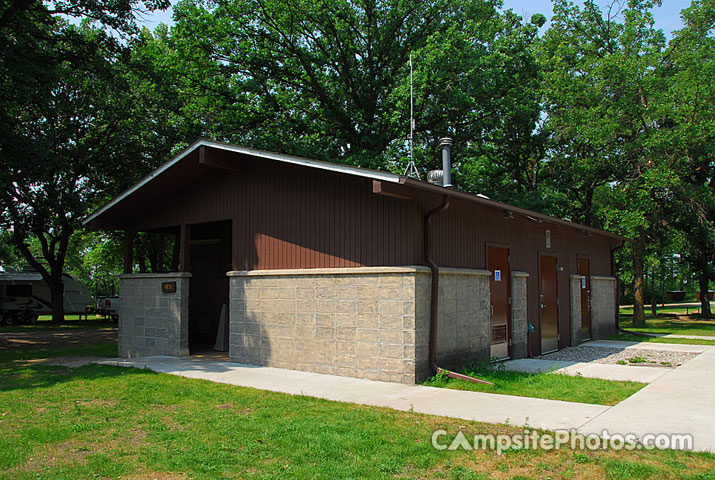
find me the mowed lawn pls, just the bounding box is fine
[422,366,645,406]
[618,309,715,337]
[1,343,714,479]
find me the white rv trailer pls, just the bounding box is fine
[0,271,93,324]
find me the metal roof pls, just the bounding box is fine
[83,139,624,240]
[0,273,44,283]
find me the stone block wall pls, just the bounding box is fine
[118,273,190,358]
[414,268,491,381]
[228,266,491,384]
[591,275,617,339]
[228,267,420,384]
[510,271,529,359]
[569,274,583,345]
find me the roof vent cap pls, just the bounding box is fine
[427,169,444,185]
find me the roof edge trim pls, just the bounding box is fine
[82,139,403,226]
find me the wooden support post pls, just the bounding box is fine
[123,230,134,274]
[179,223,191,272]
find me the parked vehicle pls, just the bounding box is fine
[96,296,120,320]
[0,270,94,325]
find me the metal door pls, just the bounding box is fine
[540,254,559,353]
[488,245,510,359]
[578,257,591,340]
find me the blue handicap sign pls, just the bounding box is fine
[495,270,501,282]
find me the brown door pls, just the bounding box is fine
[539,254,559,353]
[578,257,591,340]
[488,245,510,359]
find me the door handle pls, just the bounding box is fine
[490,305,494,317]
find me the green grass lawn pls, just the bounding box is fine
[608,333,715,346]
[618,314,715,337]
[1,342,713,479]
[0,316,117,333]
[619,304,713,316]
[422,365,645,406]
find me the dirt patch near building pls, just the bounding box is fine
[0,329,117,351]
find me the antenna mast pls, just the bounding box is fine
[404,53,420,179]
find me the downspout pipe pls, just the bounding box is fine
[424,194,493,385]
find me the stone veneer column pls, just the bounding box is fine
[510,271,529,359]
[590,275,617,339]
[569,274,583,345]
[414,268,491,381]
[118,273,190,358]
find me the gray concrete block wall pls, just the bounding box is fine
[228,266,492,385]
[228,268,420,384]
[591,275,617,339]
[118,273,190,358]
[415,268,491,381]
[510,271,529,359]
[570,274,583,345]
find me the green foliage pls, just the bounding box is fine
[162,0,547,188]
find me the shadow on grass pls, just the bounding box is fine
[0,360,156,393]
[0,341,142,393]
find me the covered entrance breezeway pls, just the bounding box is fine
[118,219,232,358]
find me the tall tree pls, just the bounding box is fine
[0,18,169,322]
[656,0,715,317]
[166,0,545,178]
[541,0,668,326]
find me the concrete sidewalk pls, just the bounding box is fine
[98,357,607,431]
[586,340,707,353]
[579,345,715,452]
[97,342,715,452]
[501,358,671,383]
[651,333,715,341]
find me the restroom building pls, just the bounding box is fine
[84,139,623,384]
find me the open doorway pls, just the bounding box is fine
[189,220,231,355]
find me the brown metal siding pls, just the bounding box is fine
[132,157,415,270]
[416,196,617,352]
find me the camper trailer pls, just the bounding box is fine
[0,271,93,324]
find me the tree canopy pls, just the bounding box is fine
[2,0,715,322]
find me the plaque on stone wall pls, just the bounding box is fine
[162,281,177,293]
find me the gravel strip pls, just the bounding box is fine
[540,345,699,368]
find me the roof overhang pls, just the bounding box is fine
[84,138,625,241]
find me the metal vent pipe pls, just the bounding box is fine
[439,138,453,188]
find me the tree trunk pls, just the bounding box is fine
[698,262,711,319]
[49,265,65,324]
[633,230,646,327]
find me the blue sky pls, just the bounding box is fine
[137,0,688,37]
[502,0,687,37]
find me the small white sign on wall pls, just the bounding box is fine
[495,270,501,282]
[582,276,587,289]
[546,230,551,249]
